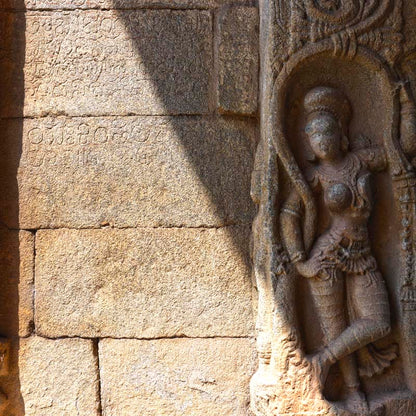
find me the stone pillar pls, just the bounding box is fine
[251,1,416,415]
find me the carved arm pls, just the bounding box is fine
[355,146,387,172]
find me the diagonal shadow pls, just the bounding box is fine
[0,1,25,414]
[111,2,258,270]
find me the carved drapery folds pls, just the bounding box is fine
[251,0,416,414]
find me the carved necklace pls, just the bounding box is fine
[317,153,360,186]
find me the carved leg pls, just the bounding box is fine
[308,273,347,388]
[339,354,359,391]
[309,273,372,412]
[339,354,369,413]
[323,271,391,361]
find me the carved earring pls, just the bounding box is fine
[305,145,317,163]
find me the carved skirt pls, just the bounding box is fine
[310,229,379,284]
[308,229,390,341]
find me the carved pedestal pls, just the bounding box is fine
[251,1,416,415]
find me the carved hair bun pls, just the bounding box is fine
[304,86,352,130]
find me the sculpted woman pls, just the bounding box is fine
[281,86,397,413]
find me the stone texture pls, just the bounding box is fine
[99,338,257,416]
[217,6,258,115]
[403,1,416,54]
[35,227,254,338]
[0,0,216,9]
[250,0,416,414]
[19,336,100,416]
[0,230,33,337]
[0,12,25,118]
[0,117,255,229]
[0,117,256,229]
[19,10,212,117]
[0,0,251,9]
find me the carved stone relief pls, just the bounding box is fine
[251,0,416,414]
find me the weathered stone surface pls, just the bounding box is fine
[19,337,100,415]
[0,0,251,9]
[0,12,25,118]
[0,230,33,337]
[0,0,216,9]
[0,117,255,229]
[99,338,256,416]
[217,6,258,115]
[404,1,416,53]
[251,0,416,415]
[35,227,254,338]
[20,10,212,117]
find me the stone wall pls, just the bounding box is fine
[0,1,259,414]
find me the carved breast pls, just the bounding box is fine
[325,182,353,213]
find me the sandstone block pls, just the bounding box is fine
[0,230,33,337]
[35,227,254,338]
[0,117,255,229]
[217,6,258,115]
[20,10,212,117]
[19,337,100,416]
[99,338,257,416]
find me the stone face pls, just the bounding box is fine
[217,6,258,115]
[19,337,100,416]
[35,227,254,338]
[20,10,212,117]
[0,230,33,337]
[99,338,256,416]
[0,117,255,229]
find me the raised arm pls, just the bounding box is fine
[354,139,387,172]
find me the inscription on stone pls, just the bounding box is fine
[8,116,255,230]
[23,10,212,117]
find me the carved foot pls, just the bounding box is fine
[344,389,369,415]
[309,351,332,391]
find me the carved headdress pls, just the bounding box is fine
[304,86,352,132]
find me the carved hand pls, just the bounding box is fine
[295,257,322,278]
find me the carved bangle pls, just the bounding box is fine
[290,251,306,263]
[282,207,301,218]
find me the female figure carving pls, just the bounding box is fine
[281,86,396,413]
